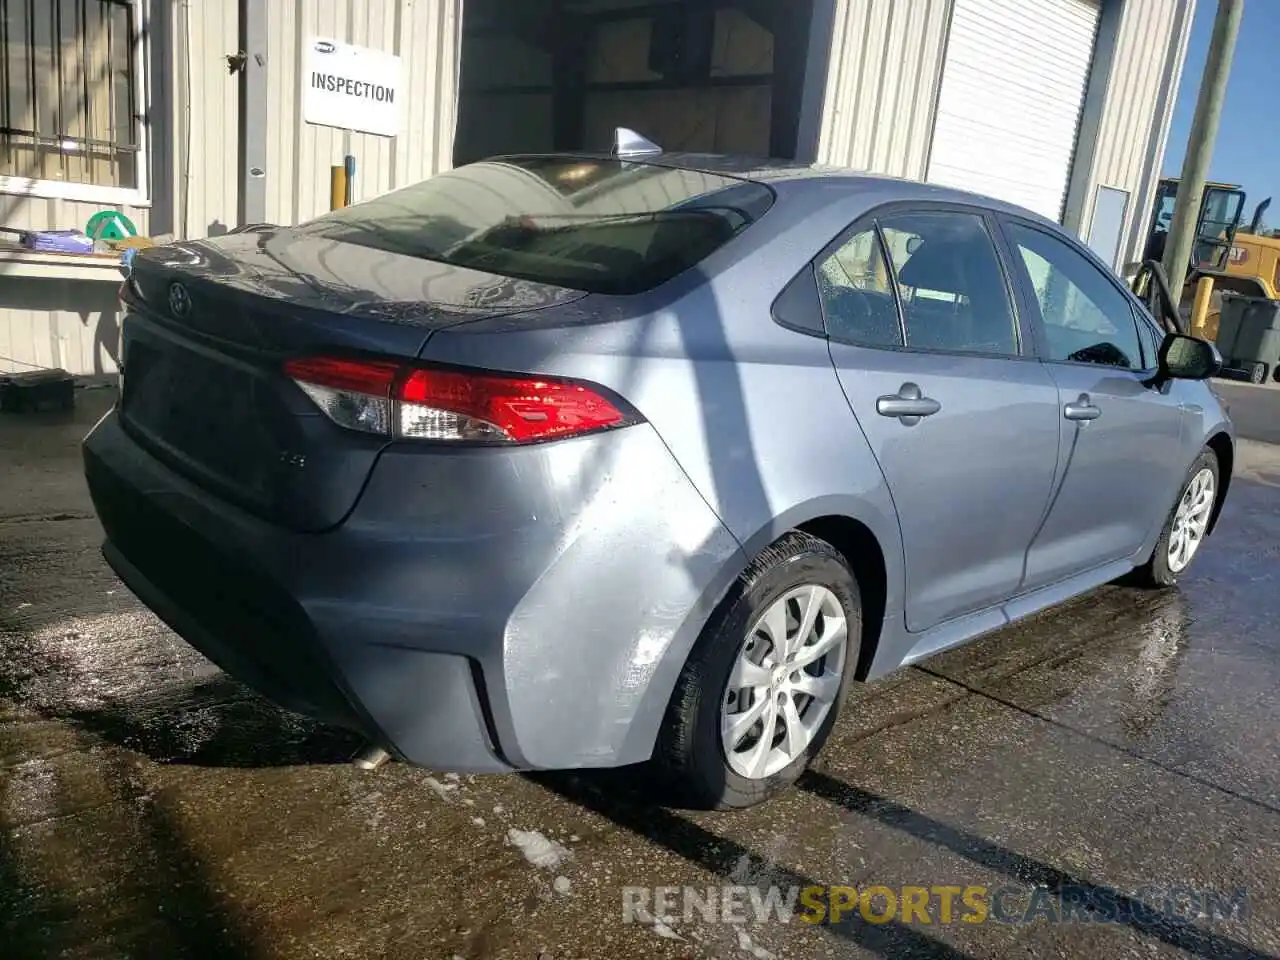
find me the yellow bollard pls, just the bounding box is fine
[330,165,348,210]
[1189,275,1216,341]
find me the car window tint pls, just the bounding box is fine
[878,212,1019,356]
[1006,222,1143,369]
[815,229,903,347]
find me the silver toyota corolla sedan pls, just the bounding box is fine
[83,136,1233,809]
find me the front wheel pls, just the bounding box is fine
[1131,449,1220,588]
[656,532,861,810]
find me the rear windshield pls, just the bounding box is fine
[294,157,775,295]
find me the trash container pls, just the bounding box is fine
[1215,293,1280,383]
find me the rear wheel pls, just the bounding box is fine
[1131,449,1219,588]
[1249,361,1268,384]
[656,532,861,810]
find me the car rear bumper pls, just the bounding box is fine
[83,408,744,771]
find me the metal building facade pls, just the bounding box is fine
[1080,0,1197,267]
[1,0,1193,376]
[0,0,242,377]
[816,0,953,183]
[263,0,461,226]
[1,0,462,376]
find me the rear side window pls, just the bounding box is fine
[294,157,774,295]
[878,212,1020,356]
[815,229,903,347]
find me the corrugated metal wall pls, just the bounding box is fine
[815,0,952,179]
[265,0,461,227]
[0,0,239,377]
[171,0,241,240]
[1079,0,1194,267]
[0,276,127,377]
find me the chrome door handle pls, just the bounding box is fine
[877,383,941,425]
[1064,394,1101,421]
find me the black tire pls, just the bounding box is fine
[1249,361,1267,384]
[1130,448,1220,588]
[655,531,862,810]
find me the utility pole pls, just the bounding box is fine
[1162,0,1243,287]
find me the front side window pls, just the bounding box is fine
[295,157,775,295]
[878,212,1020,356]
[1134,308,1164,370]
[1006,221,1143,369]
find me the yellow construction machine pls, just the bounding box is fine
[1141,176,1276,342]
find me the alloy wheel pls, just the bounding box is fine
[1167,467,1215,574]
[720,584,848,780]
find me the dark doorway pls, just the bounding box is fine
[455,0,820,165]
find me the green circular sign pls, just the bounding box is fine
[86,210,138,242]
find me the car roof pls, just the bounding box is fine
[482,150,1062,230]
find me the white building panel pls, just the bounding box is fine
[926,0,1100,220]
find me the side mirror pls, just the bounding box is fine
[1158,333,1221,381]
[905,236,923,255]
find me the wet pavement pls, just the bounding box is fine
[2,387,1280,960]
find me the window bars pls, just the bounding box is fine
[0,0,139,188]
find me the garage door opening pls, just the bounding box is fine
[925,0,1101,221]
[455,0,819,165]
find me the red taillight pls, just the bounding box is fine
[285,357,399,395]
[284,356,638,444]
[399,367,628,442]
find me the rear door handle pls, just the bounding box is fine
[1063,394,1101,421]
[877,383,941,425]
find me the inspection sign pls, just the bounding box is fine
[303,37,403,137]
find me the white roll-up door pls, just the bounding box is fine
[925,0,1100,221]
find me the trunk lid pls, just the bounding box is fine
[118,228,584,532]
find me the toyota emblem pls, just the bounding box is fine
[168,282,192,319]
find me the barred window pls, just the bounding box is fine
[1,0,142,193]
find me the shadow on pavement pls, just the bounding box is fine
[0,827,79,959]
[0,723,261,959]
[800,770,1275,960]
[530,768,982,959]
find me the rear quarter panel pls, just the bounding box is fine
[417,178,916,693]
